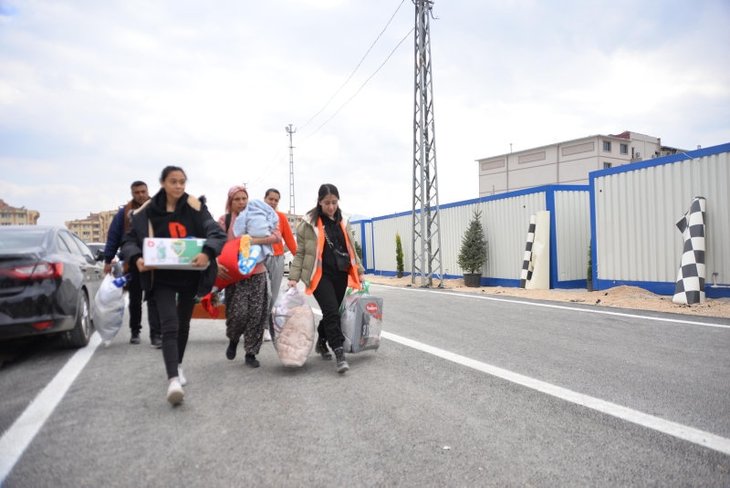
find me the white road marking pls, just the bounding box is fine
[0,333,102,483]
[381,330,730,456]
[316,295,730,456]
[373,283,730,329]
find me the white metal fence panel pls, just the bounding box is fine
[350,221,362,245]
[593,146,730,287]
[439,202,480,277]
[349,219,364,266]
[362,220,375,271]
[371,214,413,274]
[554,190,591,282]
[364,191,550,281]
[480,192,547,280]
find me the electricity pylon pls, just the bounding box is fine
[411,0,443,288]
[286,123,296,215]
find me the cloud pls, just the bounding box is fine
[0,0,728,228]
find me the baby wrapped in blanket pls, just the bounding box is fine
[232,199,279,273]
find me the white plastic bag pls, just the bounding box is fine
[94,274,126,346]
[271,286,315,367]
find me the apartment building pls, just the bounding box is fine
[65,209,118,243]
[0,199,40,225]
[477,131,685,196]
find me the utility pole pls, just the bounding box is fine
[411,0,443,288]
[285,123,296,215]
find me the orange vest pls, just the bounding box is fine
[305,217,361,295]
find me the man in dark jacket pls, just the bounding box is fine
[103,181,161,347]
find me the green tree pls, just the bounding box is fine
[353,239,363,261]
[457,210,488,274]
[586,241,593,291]
[395,233,404,278]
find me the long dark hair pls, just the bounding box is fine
[308,183,342,224]
[160,165,186,183]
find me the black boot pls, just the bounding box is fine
[245,353,260,368]
[334,347,349,374]
[226,339,238,360]
[315,337,332,360]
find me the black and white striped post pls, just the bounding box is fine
[672,196,706,305]
[519,215,537,288]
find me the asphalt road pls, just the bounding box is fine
[1,284,729,487]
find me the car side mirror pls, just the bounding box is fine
[95,249,105,261]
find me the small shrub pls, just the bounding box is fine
[395,233,404,278]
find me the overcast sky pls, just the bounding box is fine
[1,0,728,227]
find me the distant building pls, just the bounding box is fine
[0,199,40,225]
[65,209,118,243]
[477,131,685,196]
[63,208,302,246]
[284,213,301,230]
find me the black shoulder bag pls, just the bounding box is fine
[324,228,351,272]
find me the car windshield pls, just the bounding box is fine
[86,243,105,253]
[0,229,49,251]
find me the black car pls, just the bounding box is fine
[0,225,105,347]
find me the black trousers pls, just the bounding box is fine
[128,270,161,339]
[154,283,196,379]
[313,270,348,350]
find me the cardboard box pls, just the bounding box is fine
[142,238,208,270]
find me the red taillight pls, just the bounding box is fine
[32,320,54,331]
[51,262,64,278]
[6,262,63,280]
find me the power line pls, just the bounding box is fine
[298,0,408,132]
[305,26,414,140]
[255,2,412,190]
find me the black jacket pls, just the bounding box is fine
[121,189,227,297]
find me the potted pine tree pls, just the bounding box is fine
[458,210,488,287]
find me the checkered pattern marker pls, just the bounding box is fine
[519,215,537,288]
[672,196,706,305]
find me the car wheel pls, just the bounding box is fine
[62,291,92,348]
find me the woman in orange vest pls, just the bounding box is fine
[287,183,363,374]
[263,188,298,341]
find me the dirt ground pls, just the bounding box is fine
[363,274,730,319]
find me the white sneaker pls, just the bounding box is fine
[166,378,184,405]
[177,365,187,386]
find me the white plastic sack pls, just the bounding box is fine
[271,286,315,367]
[340,285,382,353]
[94,275,125,345]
